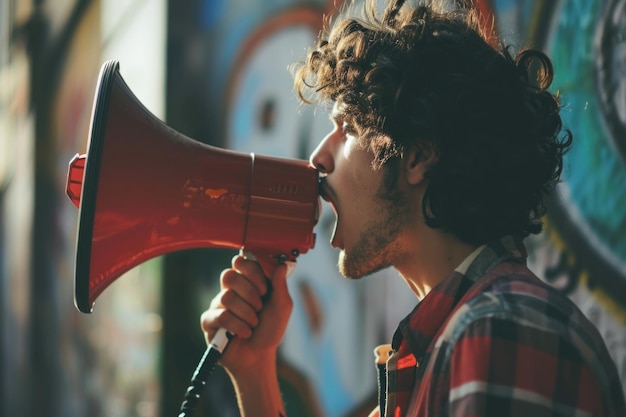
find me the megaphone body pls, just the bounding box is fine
[67,60,319,314]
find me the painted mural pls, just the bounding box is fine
[192,0,626,415]
[490,0,626,389]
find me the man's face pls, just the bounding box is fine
[309,104,410,279]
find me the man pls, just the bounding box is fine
[200,0,626,416]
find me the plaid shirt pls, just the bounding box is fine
[381,236,626,417]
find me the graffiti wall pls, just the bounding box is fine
[489,0,626,388]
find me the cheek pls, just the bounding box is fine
[345,175,380,224]
[336,143,381,210]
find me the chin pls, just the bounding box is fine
[337,250,386,280]
[337,251,360,279]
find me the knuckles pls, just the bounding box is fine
[220,269,239,288]
[220,288,239,308]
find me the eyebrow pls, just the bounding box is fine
[329,112,343,127]
[330,107,350,125]
[330,101,348,122]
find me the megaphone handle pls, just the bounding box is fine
[177,328,233,417]
[177,250,280,417]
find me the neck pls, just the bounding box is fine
[395,227,479,300]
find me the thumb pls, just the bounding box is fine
[270,261,296,298]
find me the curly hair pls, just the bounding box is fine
[293,0,573,245]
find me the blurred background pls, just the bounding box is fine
[1,0,625,416]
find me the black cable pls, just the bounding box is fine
[178,329,234,417]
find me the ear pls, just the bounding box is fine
[404,144,438,185]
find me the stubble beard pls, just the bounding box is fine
[338,191,409,279]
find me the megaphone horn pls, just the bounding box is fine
[66,60,319,314]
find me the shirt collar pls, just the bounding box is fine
[391,235,528,358]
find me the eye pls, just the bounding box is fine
[342,121,358,136]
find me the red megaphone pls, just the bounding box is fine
[66,60,319,313]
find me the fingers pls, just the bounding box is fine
[200,255,268,341]
[220,268,264,312]
[231,254,268,295]
[200,255,297,347]
[201,306,254,339]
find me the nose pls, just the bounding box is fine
[309,132,335,174]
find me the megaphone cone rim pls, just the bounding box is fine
[75,60,120,313]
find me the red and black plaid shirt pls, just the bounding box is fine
[381,236,625,417]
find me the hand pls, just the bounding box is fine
[200,254,294,375]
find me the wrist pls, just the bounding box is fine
[227,354,286,417]
[226,351,277,381]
